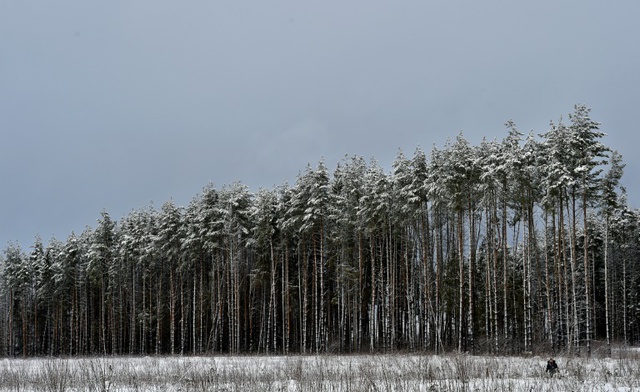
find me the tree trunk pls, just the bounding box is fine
[421,204,431,351]
[435,209,444,354]
[370,236,376,352]
[283,244,290,354]
[502,185,509,342]
[604,216,611,355]
[358,232,363,352]
[569,192,579,353]
[467,193,477,353]
[492,200,499,353]
[156,280,161,355]
[458,210,465,353]
[170,266,175,355]
[544,211,553,348]
[267,240,276,353]
[582,187,591,356]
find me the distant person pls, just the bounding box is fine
[546,358,558,376]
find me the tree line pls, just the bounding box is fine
[2,105,638,357]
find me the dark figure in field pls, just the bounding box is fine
[546,358,558,376]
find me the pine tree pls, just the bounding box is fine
[410,147,433,351]
[601,151,625,355]
[2,243,27,356]
[478,137,504,352]
[252,188,280,353]
[87,211,118,354]
[218,182,252,353]
[426,145,451,353]
[568,104,608,356]
[329,155,367,352]
[156,201,185,354]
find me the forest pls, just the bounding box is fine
[1,105,638,357]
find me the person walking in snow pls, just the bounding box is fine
[546,358,558,376]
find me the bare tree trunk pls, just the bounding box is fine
[511,211,520,354]
[300,245,308,354]
[156,280,161,355]
[492,200,499,353]
[484,205,492,351]
[170,267,175,355]
[569,193,579,353]
[358,232,363,352]
[267,240,276,353]
[405,228,415,350]
[604,216,611,356]
[622,248,628,345]
[283,245,290,354]
[72,280,78,355]
[130,266,136,354]
[180,267,185,355]
[226,246,233,353]
[6,291,13,357]
[582,189,591,356]
[435,210,444,354]
[141,275,146,354]
[502,188,509,343]
[192,273,197,354]
[234,242,241,353]
[101,283,107,355]
[320,221,326,352]
[521,205,530,354]
[312,235,319,353]
[560,196,571,353]
[467,194,477,353]
[370,236,376,352]
[21,298,27,357]
[458,210,465,353]
[544,211,553,348]
[199,259,204,353]
[385,226,394,351]
[421,205,431,351]
[525,199,535,354]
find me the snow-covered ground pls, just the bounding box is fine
[0,352,639,391]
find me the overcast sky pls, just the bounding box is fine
[2,1,639,249]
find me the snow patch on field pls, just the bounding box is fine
[0,353,638,391]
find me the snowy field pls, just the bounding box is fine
[1,351,639,391]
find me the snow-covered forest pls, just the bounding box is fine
[1,105,639,357]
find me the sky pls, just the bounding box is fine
[2,1,640,249]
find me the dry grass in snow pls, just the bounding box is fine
[0,350,639,391]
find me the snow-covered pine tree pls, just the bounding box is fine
[478,137,504,353]
[568,104,609,356]
[218,182,252,353]
[2,243,27,356]
[358,159,390,352]
[275,183,295,353]
[251,188,279,353]
[426,144,450,354]
[410,147,433,352]
[156,201,184,354]
[443,134,479,352]
[600,150,625,355]
[87,211,118,354]
[541,118,576,352]
[329,155,367,352]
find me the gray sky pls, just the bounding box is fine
[2,1,639,249]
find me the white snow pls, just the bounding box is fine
[0,353,638,391]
